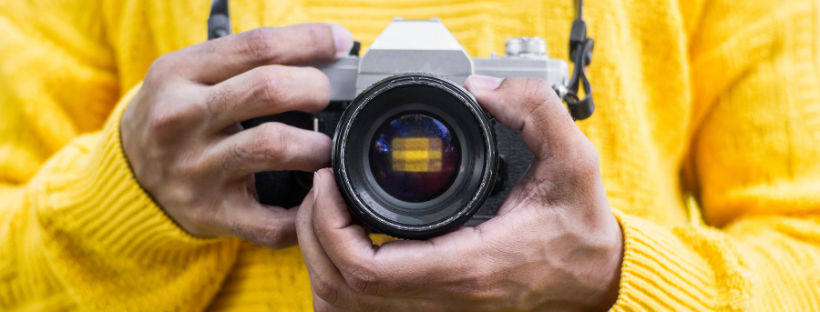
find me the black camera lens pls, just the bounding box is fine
[333,73,498,239]
[369,113,461,203]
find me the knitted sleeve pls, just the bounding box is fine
[0,2,239,311]
[610,0,820,310]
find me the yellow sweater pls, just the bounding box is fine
[2,0,819,310]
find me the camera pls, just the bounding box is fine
[242,18,591,239]
[209,7,595,239]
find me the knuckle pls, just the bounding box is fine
[252,68,286,105]
[242,28,277,63]
[148,106,191,134]
[252,231,277,247]
[313,278,342,305]
[146,54,174,82]
[304,24,324,44]
[521,78,553,109]
[257,224,288,249]
[345,267,379,294]
[254,123,290,166]
[303,24,334,58]
[221,143,250,172]
[206,83,238,115]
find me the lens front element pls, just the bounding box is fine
[332,73,498,239]
[370,113,461,203]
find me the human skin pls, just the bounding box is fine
[121,23,354,248]
[298,75,624,311]
[121,21,622,309]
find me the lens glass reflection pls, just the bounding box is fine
[369,113,461,202]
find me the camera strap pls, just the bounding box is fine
[564,0,595,120]
[207,0,595,120]
[208,0,231,40]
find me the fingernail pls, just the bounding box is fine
[313,171,320,201]
[331,24,354,59]
[465,75,503,92]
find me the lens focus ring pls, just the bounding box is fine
[332,73,498,239]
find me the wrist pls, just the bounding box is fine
[568,212,624,312]
[592,224,624,311]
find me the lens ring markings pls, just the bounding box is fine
[332,73,498,239]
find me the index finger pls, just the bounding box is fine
[170,23,353,84]
[464,75,588,162]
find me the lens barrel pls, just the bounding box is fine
[332,73,498,239]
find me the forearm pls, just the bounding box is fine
[0,87,239,311]
[611,210,820,311]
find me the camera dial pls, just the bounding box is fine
[208,8,597,238]
[505,37,547,57]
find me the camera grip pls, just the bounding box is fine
[466,123,533,225]
[243,104,347,208]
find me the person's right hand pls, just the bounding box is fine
[120,23,353,248]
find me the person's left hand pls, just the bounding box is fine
[296,75,624,312]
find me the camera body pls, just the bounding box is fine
[245,18,571,235]
[318,18,569,103]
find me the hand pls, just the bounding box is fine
[121,24,353,248]
[297,75,623,311]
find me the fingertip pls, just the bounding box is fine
[465,75,503,95]
[315,167,334,187]
[465,75,508,122]
[230,203,299,249]
[309,134,333,170]
[314,168,341,205]
[312,168,355,231]
[329,23,354,59]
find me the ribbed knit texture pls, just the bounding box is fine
[1,0,819,311]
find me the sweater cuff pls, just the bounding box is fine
[40,83,225,257]
[609,211,717,311]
